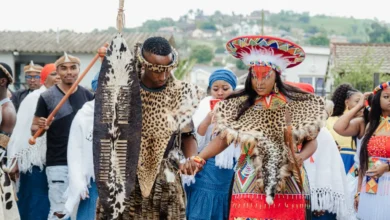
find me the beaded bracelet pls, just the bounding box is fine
[364,100,371,111]
[190,156,206,165]
[354,192,360,199]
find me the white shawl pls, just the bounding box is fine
[182,97,240,186]
[64,100,95,215]
[304,127,354,220]
[7,86,47,173]
[192,96,240,169]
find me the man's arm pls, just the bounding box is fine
[180,121,198,158]
[0,103,16,134]
[181,133,197,158]
[31,96,50,136]
[180,122,200,175]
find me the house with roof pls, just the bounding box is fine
[284,46,330,96]
[0,31,174,90]
[325,42,390,93]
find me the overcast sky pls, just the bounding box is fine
[1,0,388,32]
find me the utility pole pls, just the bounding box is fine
[261,9,264,35]
[373,72,380,89]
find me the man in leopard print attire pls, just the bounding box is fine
[95,37,202,220]
[0,62,19,220]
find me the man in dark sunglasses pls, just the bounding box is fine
[11,60,42,112]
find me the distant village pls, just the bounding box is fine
[1,9,390,96]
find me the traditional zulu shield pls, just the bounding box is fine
[93,33,142,219]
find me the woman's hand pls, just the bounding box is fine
[366,163,389,179]
[180,158,204,175]
[354,194,359,211]
[358,92,372,109]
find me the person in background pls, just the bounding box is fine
[31,53,93,219]
[334,82,390,219]
[185,69,239,220]
[7,63,60,220]
[0,62,19,220]
[327,83,363,173]
[12,60,43,112]
[64,78,98,219]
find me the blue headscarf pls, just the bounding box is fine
[91,72,99,92]
[208,69,237,90]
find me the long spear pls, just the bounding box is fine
[28,44,108,145]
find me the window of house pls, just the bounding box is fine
[315,77,325,95]
[299,76,327,96]
[299,77,313,85]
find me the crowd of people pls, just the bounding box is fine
[0,35,388,220]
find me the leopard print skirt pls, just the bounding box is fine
[0,153,20,220]
[96,158,185,220]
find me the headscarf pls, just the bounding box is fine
[40,63,56,85]
[208,69,237,90]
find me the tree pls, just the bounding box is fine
[308,35,330,46]
[332,49,384,92]
[174,59,196,81]
[236,59,247,70]
[140,18,175,32]
[279,25,291,32]
[299,12,310,23]
[215,47,225,54]
[190,45,214,64]
[198,21,217,31]
[368,22,390,43]
[306,25,320,34]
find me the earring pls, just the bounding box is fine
[274,83,279,93]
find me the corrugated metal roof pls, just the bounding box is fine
[331,43,390,73]
[0,31,174,54]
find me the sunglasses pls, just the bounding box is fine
[25,75,41,80]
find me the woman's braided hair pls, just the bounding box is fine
[331,83,359,117]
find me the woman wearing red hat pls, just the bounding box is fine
[183,36,326,219]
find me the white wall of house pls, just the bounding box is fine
[74,53,102,89]
[190,69,211,89]
[283,46,330,95]
[0,52,14,72]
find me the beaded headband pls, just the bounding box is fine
[365,81,390,111]
[373,81,390,95]
[137,46,179,73]
[0,64,14,84]
[249,61,281,73]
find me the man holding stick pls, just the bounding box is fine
[31,53,93,219]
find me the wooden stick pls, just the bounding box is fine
[29,43,108,145]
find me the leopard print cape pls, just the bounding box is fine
[213,93,326,204]
[137,76,203,198]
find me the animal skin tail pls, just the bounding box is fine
[284,110,303,192]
